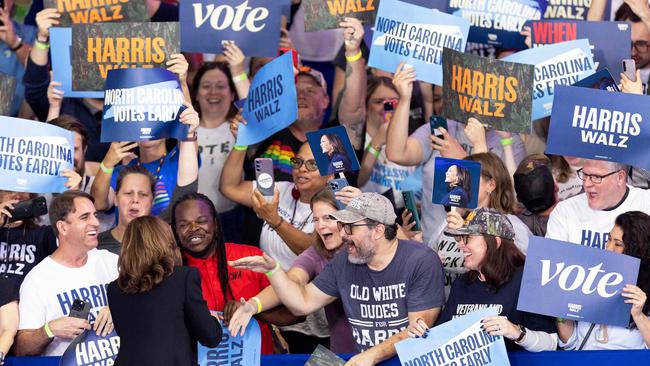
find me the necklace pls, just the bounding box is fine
[137,148,177,180]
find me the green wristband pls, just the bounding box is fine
[234,145,248,151]
[265,262,281,277]
[500,137,514,146]
[44,322,55,338]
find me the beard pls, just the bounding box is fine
[345,237,375,265]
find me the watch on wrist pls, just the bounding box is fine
[514,324,527,343]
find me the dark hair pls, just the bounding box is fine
[465,153,516,214]
[465,235,525,291]
[367,219,398,241]
[117,216,182,294]
[365,76,397,107]
[322,133,347,158]
[615,3,642,22]
[190,61,238,121]
[310,189,340,258]
[49,115,89,150]
[448,164,472,199]
[614,211,650,323]
[548,155,572,184]
[171,193,233,304]
[49,190,94,237]
[115,165,156,196]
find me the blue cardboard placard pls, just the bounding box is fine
[546,85,650,169]
[543,0,610,21]
[504,39,595,120]
[306,126,360,176]
[401,0,448,10]
[238,52,297,146]
[396,307,510,366]
[449,0,546,48]
[432,157,480,209]
[368,0,470,85]
[529,20,631,81]
[573,68,619,92]
[180,0,282,57]
[198,312,261,366]
[0,117,74,193]
[101,68,188,142]
[518,236,640,327]
[60,330,119,366]
[50,27,104,99]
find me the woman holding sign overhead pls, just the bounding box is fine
[556,211,650,350]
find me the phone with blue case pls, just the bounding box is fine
[327,178,349,209]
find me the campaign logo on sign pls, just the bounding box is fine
[546,85,650,169]
[396,307,510,366]
[238,52,297,146]
[44,0,147,26]
[0,73,15,116]
[368,0,469,85]
[307,126,361,176]
[0,117,74,194]
[432,157,480,209]
[101,68,188,142]
[59,330,119,366]
[50,27,104,98]
[198,312,261,366]
[504,39,595,120]
[573,69,619,92]
[180,0,282,57]
[518,236,640,327]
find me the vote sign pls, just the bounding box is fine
[518,236,640,327]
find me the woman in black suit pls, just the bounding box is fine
[108,216,221,365]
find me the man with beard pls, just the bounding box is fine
[230,193,445,366]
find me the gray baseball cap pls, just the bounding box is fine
[330,193,397,225]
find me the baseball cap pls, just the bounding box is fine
[297,66,328,93]
[444,208,515,240]
[330,193,397,226]
[514,162,555,214]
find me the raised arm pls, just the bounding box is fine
[223,42,251,99]
[90,142,138,210]
[586,0,608,20]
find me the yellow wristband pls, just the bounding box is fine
[44,322,54,338]
[251,296,263,314]
[34,39,50,50]
[99,162,114,174]
[234,145,248,151]
[233,72,248,83]
[265,261,281,277]
[345,50,362,63]
[366,144,381,158]
[500,137,514,146]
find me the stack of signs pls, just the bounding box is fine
[302,0,380,31]
[71,22,179,91]
[306,126,361,176]
[546,85,650,170]
[180,0,282,57]
[0,73,16,116]
[60,330,120,366]
[448,0,546,48]
[395,307,510,366]
[528,20,631,80]
[368,0,470,85]
[101,68,188,142]
[0,117,74,193]
[518,237,639,327]
[442,48,534,133]
[504,39,595,120]
[238,52,297,146]
[43,0,147,25]
[198,313,261,366]
[543,0,607,20]
[573,69,619,92]
[432,157,480,208]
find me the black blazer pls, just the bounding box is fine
[108,266,222,365]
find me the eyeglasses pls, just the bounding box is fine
[337,221,376,235]
[576,169,621,184]
[289,157,318,172]
[632,40,649,53]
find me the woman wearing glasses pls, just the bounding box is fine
[557,211,650,350]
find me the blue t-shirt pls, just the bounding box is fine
[312,240,445,352]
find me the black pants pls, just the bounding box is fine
[280,330,330,354]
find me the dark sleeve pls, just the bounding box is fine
[158,179,198,223]
[0,277,17,306]
[23,57,51,121]
[184,267,222,348]
[43,226,58,256]
[311,255,342,298]
[151,2,178,21]
[521,312,557,335]
[406,247,446,312]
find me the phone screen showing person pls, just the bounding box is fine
[255,158,275,198]
[429,116,448,139]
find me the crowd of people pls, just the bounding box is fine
[2,0,650,365]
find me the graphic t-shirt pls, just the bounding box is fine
[250,129,304,181]
[18,249,118,356]
[312,240,445,352]
[197,124,236,213]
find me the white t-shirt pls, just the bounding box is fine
[546,186,650,248]
[258,181,314,270]
[560,321,648,350]
[18,249,119,356]
[197,125,237,213]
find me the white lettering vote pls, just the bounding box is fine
[540,260,623,298]
[193,0,269,32]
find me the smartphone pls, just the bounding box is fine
[255,158,275,198]
[383,99,398,112]
[69,299,90,320]
[278,48,299,70]
[429,116,448,139]
[622,59,636,82]
[327,178,349,209]
[8,196,47,223]
[402,191,421,231]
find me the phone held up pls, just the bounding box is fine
[69,299,91,320]
[327,178,349,209]
[429,115,448,139]
[622,59,636,82]
[255,158,275,200]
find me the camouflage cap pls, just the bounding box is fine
[330,193,397,226]
[444,208,515,240]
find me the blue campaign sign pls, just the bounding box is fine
[529,20,631,81]
[101,68,188,142]
[400,0,447,10]
[432,157,480,209]
[198,313,261,366]
[573,68,619,92]
[543,0,608,20]
[306,126,361,176]
[504,39,595,120]
[180,0,282,57]
[60,330,120,366]
[368,0,469,85]
[449,0,546,48]
[238,52,297,146]
[396,307,510,366]
[546,85,650,170]
[50,27,104,99]
[518,236,640,327]
[0,117,74,194]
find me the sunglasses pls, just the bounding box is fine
[290,157,318,172]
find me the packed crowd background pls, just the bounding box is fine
[2,0,650,365]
